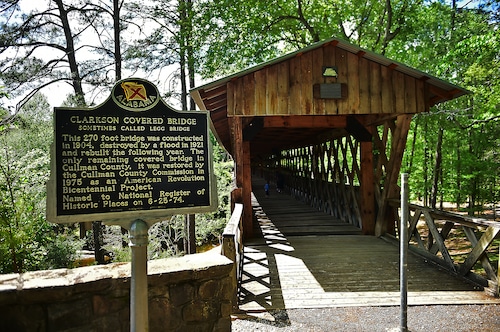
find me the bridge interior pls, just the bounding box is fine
[238,176,499,311]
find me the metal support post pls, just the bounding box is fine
[129,219,149,332]
[400,173,409,332]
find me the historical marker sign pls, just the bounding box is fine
[46,78,217,224]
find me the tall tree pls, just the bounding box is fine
[400,1,499,213]
[196,0,421,77]
[0,0,89,111]
[0,0,141,114]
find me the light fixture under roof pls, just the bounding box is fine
[322,66,338,77]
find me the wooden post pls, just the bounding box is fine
[242,141,253,239]
[375,115,412,236]
[360,140,375,234]
[497,243,500,297]
[230,117,253,239]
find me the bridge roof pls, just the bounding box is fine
[190,37,469,156]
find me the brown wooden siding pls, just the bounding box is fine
[227,45,428,117]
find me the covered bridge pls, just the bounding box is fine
[191,37,468,240]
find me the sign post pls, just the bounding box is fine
[129,219,149,332]
[46,78,217,331]
[400,173,409,332]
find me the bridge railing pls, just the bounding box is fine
[221,203,244,312]
[389,200,500,296]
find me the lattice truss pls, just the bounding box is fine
[273,134,363,228]
[404,205,500,289]
[260,115,412,234]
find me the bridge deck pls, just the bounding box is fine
[239,177,499,311]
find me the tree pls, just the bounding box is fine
[196,0,422,78]
[400,1,500,213]
[0,0,89,111]
[0,0,146,114]
[124,0,199,108]
[0,93,81,273]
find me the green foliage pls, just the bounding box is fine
[399,3,499,212]
[195,145,233,246]
[147,217,186,259]
[0,93,81,273]
[196,0,424,77]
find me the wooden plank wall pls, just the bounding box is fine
[227,43,426,116]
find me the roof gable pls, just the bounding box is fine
[191,38,469,155]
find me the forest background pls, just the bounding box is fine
[0,0,498,274]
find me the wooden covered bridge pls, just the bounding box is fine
[190,38,500,309]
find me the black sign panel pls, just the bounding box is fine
[47,78,216,224]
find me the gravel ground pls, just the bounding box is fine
[231,305,500,331]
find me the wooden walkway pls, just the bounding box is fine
[238,177,500,311]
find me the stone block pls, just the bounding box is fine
[149,298,182,331]
[198,279,220,299]
[170,283,194,306]
[220,301,233,317]
[219,277,235,301]
[213,317,232,332]
[182,300,218,322]
[0,304,46,331]
[93,294,128,316]
[47,298,92,331]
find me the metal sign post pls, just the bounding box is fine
[400,173,409,332]
[129,219,149,332]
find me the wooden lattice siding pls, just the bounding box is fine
[227,42,428,117]
[257,114,413,235]
[261,134,364,229]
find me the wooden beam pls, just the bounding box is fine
[229,117,253,239]
[360,140,375,234]
[459,226,500,277]
[263,115,347,128]
[242,141,253,239]
[346,116,373,142]
[199,84,226,100]
[374,115,412,236]
[190,89,206,111]
[205,94,227,109]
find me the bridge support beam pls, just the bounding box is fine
[360,140,375,235]
[374,115,412,237]
[230,117,254,239]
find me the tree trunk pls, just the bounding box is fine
[184,214,196,254]
[179,0,188,110]
[423,120,429,205]
[93,221,105,264]
[179,0,196,252]
[113,0,122,81]
[55,0,86,106]
[468,130,476,215]
[407,116,419,173]
[456,140,461,209]
[431,126,444,208]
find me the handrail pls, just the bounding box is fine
[388,199,500,229]
[221,203,244,312]
[388,199,500,296]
